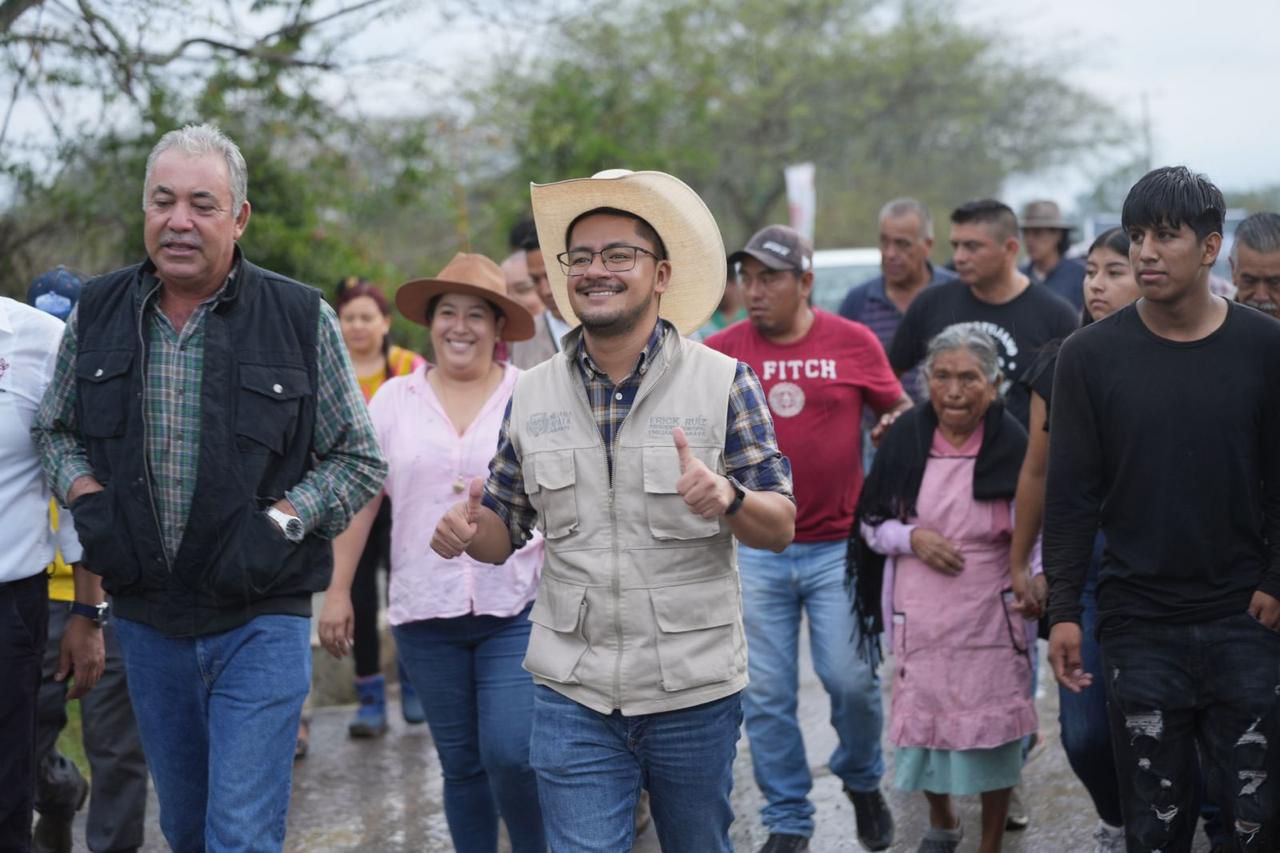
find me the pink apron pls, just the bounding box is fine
[888,428,1038,751]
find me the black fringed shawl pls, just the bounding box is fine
[845,399,1028,663]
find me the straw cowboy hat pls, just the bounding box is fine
[529,169,726,336]
[1020,200,1072,231]
[395,252,537,341]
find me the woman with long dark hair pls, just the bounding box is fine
[333,278,426,737]
[1008,228,1139,853]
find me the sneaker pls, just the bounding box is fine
[845,787,895,851]
[1005,783,1029,830]
[917,821,963,853]
[398,660,426,725]
[31,773,87,853]
[1092,821,1125,853]
[757,833,810,853]
[294,718,310,759]
[348,674,389,738]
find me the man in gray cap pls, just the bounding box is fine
[706,224,907,853]
[1020,200,1085,310]
[1231,212,1280,320]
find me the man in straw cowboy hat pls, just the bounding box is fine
[432,169,796,849]
[1019,199,1085,311]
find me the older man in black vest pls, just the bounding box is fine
[34,123,386,852]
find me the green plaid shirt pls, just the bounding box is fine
[35,267,386,558]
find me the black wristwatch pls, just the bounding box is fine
[724,476,746,517]
[69,601,109,627]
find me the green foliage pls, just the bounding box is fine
[473,0,1126,253]
[1225,185,1280,215]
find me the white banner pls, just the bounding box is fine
[784,162,816,242]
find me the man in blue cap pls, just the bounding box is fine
[27,267,150,853]
[27,267,82,322]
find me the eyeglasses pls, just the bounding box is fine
[557,245,658,276]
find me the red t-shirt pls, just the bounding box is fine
[705,310,903,542]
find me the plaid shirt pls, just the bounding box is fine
[35,266,386,558]
[482,320,793,547]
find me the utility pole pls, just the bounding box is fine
[1140,92,1153,172]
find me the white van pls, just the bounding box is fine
[809,248,881,313]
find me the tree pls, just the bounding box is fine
[0,0,410,297]
[470,0,1128,251]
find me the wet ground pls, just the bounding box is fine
[72,636,1216,852]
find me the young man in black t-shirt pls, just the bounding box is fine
[888,199,1078,427]
[1045,166,1280,852]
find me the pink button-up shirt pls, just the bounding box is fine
[369,363,542,625]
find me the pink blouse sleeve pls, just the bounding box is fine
[860,519,916,557]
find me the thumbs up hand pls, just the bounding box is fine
[431,477,485,559]
[465,478,483,524]
[673,426,735,520]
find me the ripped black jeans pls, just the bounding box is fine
[1101,611,1280,852]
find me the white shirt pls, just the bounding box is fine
[0,297,82,583]
[546,312,571,352]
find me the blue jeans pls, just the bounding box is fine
[529,685,742,852]
[393,605,544,853]
[1056,546,1124,827]
[738,540,885,837]
[1101,611,1280,852]
[114,614,310,853]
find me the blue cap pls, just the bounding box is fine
[27,266,82,320]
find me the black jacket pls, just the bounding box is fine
[72,255,331,636]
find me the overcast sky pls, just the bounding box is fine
[962,0,1280,210]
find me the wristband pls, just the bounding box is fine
[69,600,109,626]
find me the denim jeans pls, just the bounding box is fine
[115,614,311,853]
[1101,610,1280,852]
[1056,544,1123,827]
[738,540,884,836]
[393,604,544,853]
[529,685,742,852]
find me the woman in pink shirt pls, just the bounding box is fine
[319,253,545,852]
[849,324,1036,853]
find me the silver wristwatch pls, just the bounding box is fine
[266,507,305,543]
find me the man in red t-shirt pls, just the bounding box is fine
[706,225,909,853]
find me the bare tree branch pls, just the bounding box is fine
[0,0,45,34]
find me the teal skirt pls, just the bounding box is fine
[894,740,1023,795]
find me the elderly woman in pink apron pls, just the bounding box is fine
[848,323,1038,853]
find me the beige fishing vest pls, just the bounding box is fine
[509,328,746,715]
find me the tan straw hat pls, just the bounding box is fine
[395,252,536,341]
[529,169,726,336]
[1020,200,1072,231]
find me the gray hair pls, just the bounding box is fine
[1231,212,1280,263]
[922,323,1002,385]
[878,197,934,241]
[142,124,248,213]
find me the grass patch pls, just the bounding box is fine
[55,699,91,780]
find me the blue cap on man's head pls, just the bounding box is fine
[27,265,83,320]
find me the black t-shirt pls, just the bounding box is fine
[1043,301,1280,632]
[1020,341,1062,428]
[889,280,1079,426]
